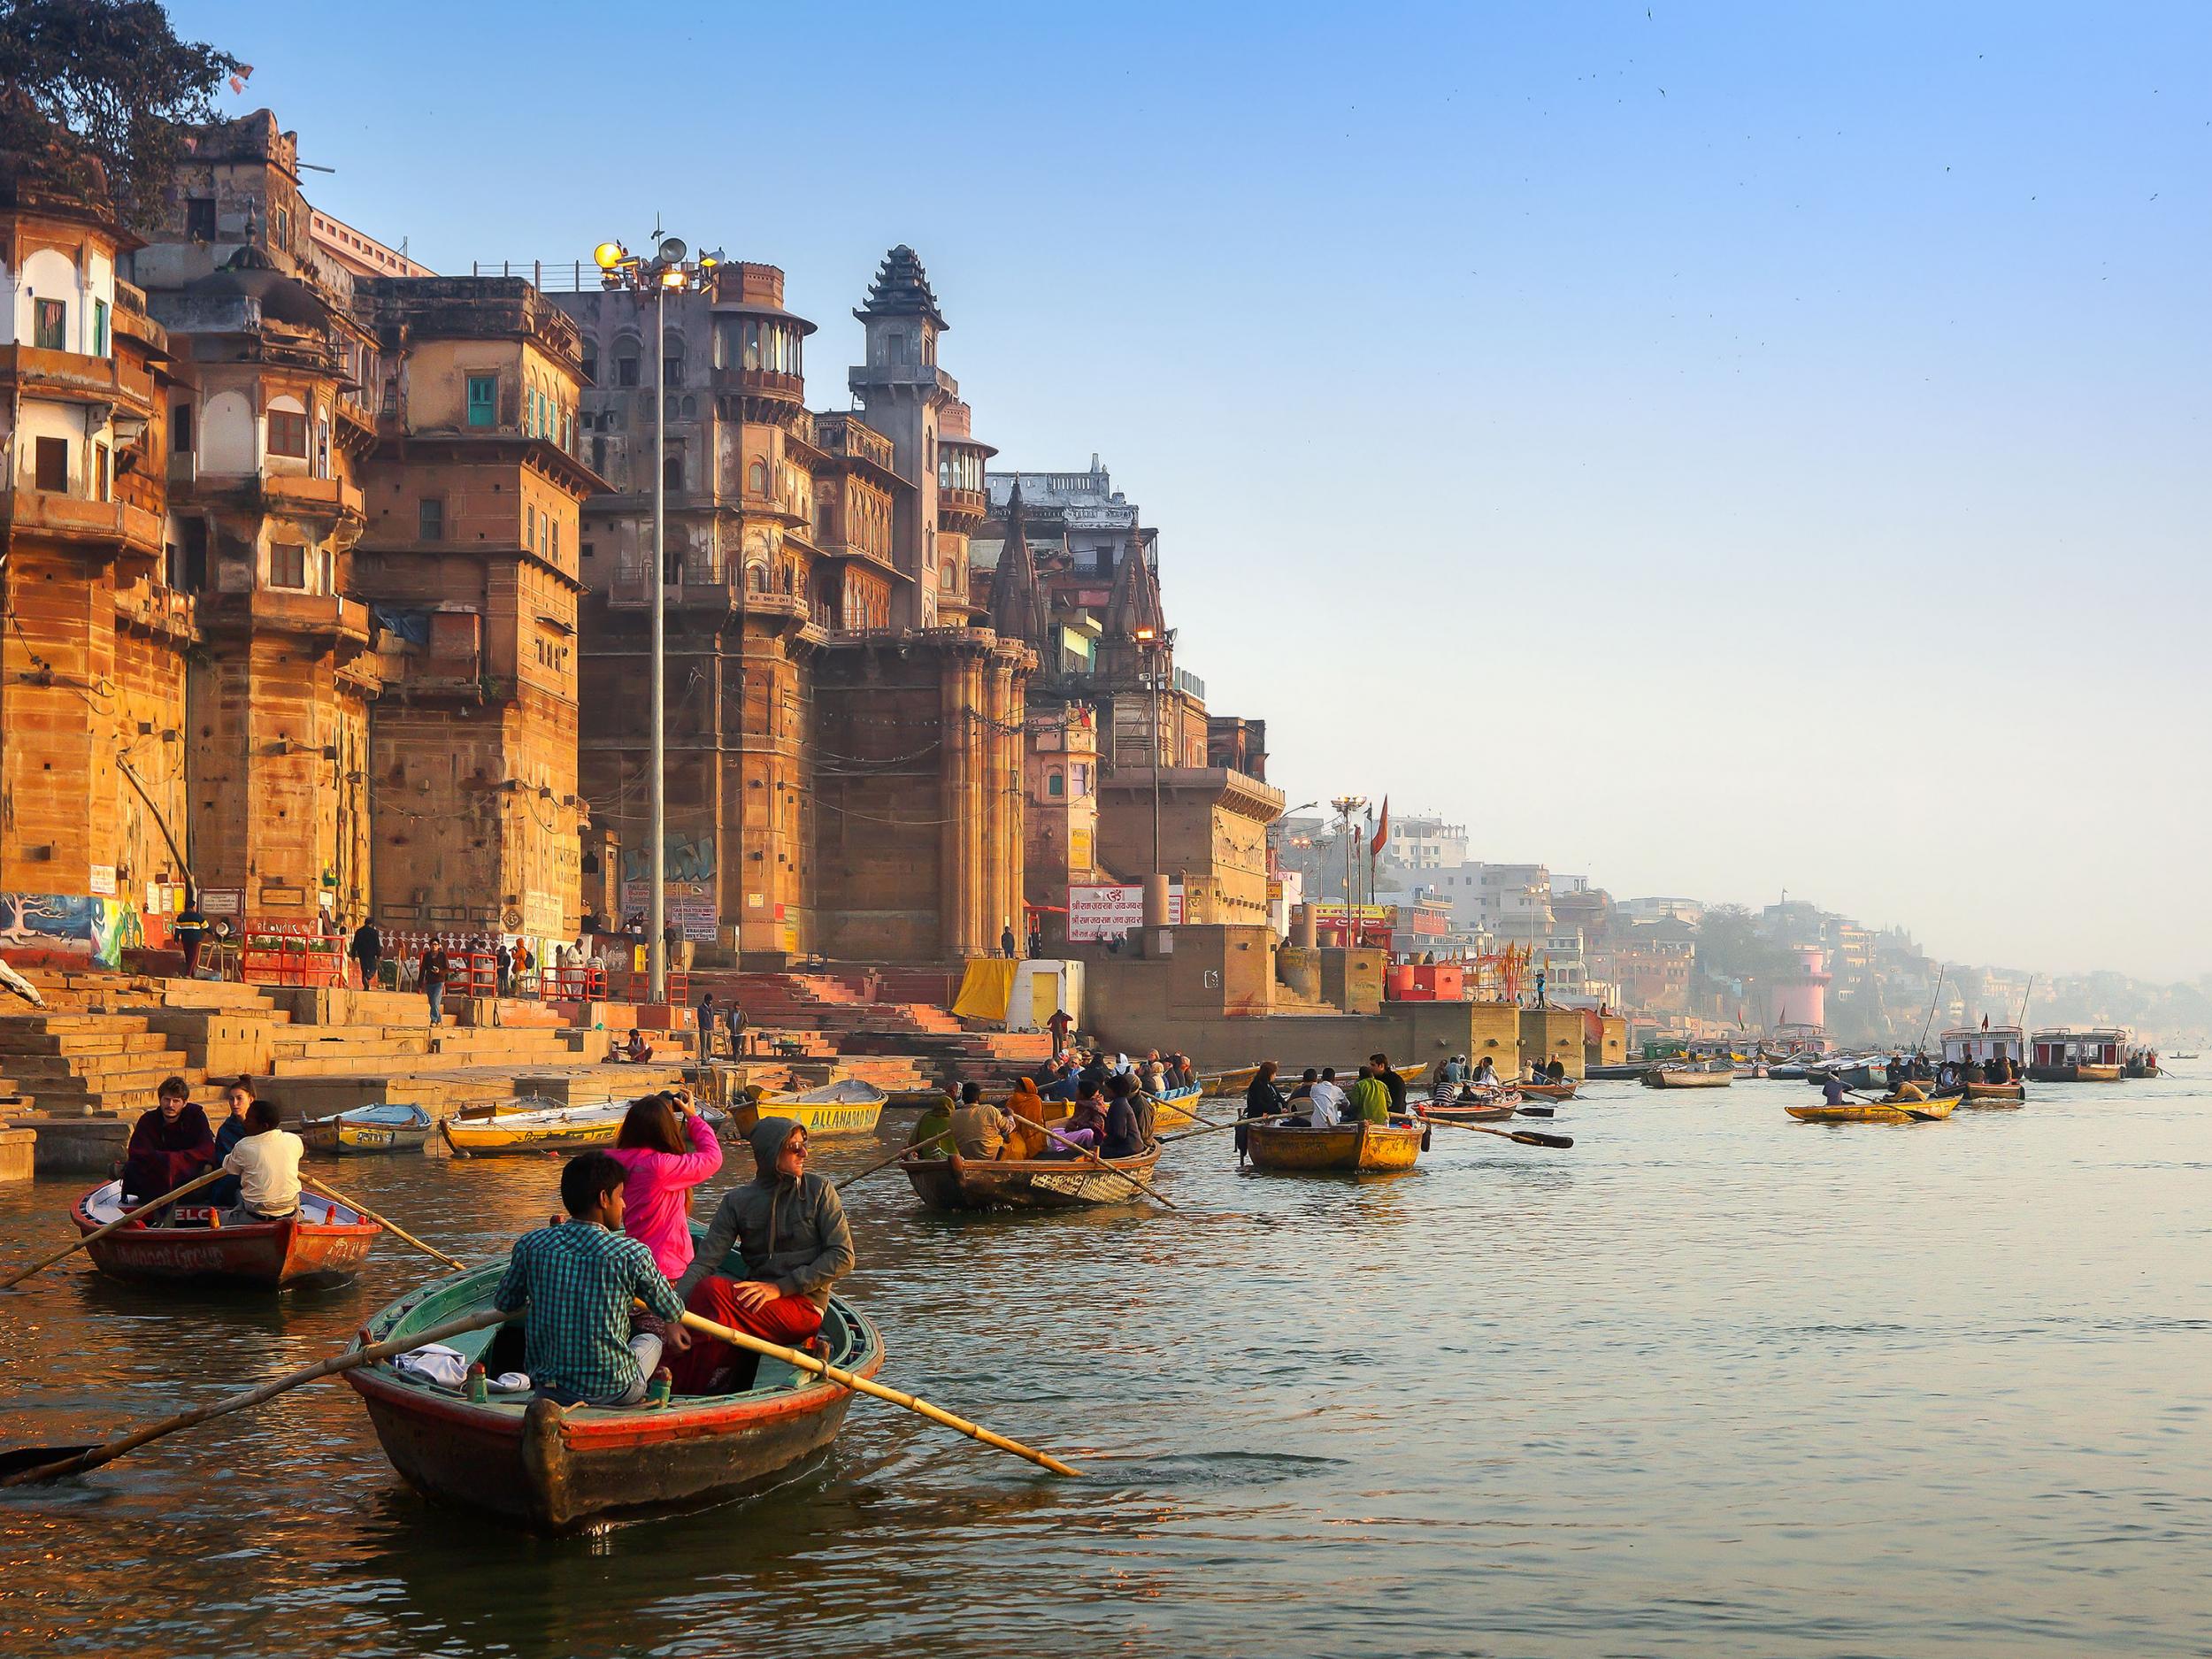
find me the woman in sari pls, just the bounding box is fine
[1000,1077,1051,1160]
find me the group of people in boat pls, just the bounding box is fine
[1236,1053,1425,1150]
[1031,1047,1194,1101]
[492,1089,855,1407]
[906,1073,1156,1164]
[119,1075,303,1225]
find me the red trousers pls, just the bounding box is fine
[667,1274,823,1394]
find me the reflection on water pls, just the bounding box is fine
[4,1075,2211,1656]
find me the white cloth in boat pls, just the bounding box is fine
[222,1130,303,1217]
[1307,1079,1346,1125]
[394,1341,530,1393]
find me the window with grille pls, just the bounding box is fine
[270,544,308,588]
[33,298,65,351]
[419,499,444,541]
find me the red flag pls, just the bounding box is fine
[1369,796,1389,858]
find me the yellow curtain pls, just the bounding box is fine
[951,958,1018,1021]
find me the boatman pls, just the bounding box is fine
[495,1151,689,1408]
[1370,1053,1409,1116]
[673,1118,855,1391]
[1347,1065,1394,1125]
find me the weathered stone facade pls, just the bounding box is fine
[552,249,1029,964]
[1,121,191,959]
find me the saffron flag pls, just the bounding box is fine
[1369,796,1389,858]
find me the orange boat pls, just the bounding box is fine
[71,1181,381,1288]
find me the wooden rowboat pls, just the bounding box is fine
[901,1142,1164,1210]
[1517,1079,1578,1101]
[741,1079,888,1138]
[1643,1064,1733,1089]
[299,1102,433,1156]
[1148,1084,1205,1130]
[1420,1092,1520,1123]
[439,1098,626,1157]
[1786,1094,1960,1124]
[1201,1064,1261,1097]
[1962,1079,2026,1104]
[72,1180,380,1287]
[346,1257,882,1532]
[1245,1120,1423,1173]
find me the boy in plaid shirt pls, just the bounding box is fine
[495,1151,688,1406]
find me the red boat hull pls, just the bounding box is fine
[72,1187,380,1288]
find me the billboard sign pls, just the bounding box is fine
[1068,883,1185,941]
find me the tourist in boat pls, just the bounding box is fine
[119,1076,217,1210]
[608,1090,724,1279]
[672,1118,854,1389]
[1142,1051,1168,1094]
[1894,1077,1929,1103]
[1430,1068,1459,1107]
[1547,1058,1567,1083]
[1441,1054,1466,1087]
[1078,1049,1110,1094]
[907,1094,956,1160]
[1370,1053,1408,1115]
[1346,1065,1393,1125]
[1050,1080,1108,1156]
[219,1099,303,1221]
[1001,1077,1051,1160]
[1310,1065,1348,1124]
[205,1077,257,1210]
[1884,1055,1905,1092]
[495,1152,689,1408]
[1236,1062,1285,1161]
[1101,1084,1147,1160]
[1472,1056,1500,1089]
[949,1081,1015,1160]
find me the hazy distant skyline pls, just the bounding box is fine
[170,0,2210,982]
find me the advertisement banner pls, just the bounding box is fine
[1308,902,1396,926]
[620,879,718,943]
[1067,883,1185,942]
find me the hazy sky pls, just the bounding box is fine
[173,1,2209,981]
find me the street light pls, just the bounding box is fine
[594,229,723,1004]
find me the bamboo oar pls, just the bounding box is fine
[834,1128,953,1190]
[0,1167,229,1290]
[0,1306,518,1487]
[301,1175,468,1272]
[1424,1118,1575,1149]
[1158,1109,1303,1144]
[672,1305,1080,1478]
[1032,1120,1176,1209]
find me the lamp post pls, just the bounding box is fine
[1328,794,1367,941]
[592,232,722,1003]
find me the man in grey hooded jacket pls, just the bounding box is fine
[670,1118,855,1379]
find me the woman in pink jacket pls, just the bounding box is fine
[607,1089,725,1279]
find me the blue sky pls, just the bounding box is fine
[173,1,2210,979]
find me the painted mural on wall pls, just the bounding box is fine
[0,893,146,968]
[619,834,716,885]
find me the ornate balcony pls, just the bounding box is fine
[937,484,987,532]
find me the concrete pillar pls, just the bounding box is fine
[1142,872,1171,928]
[1293,902,1317,949]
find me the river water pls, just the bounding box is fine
[2,1073,2208,1658]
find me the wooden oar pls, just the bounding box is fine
[0,1167,228,1290]
[1844,1087,1943,1123]
[0,1306,518,1488]
[1424,1118,1575,1149]
[835,1128,953,1190]
[301,1175,468,1271]
[1032,1121,1176,1209]
[672,1305,1081,1478]
[1158,1109,1302,1145]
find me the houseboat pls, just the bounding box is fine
[2028,1028,2126,1084]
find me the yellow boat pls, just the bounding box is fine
[1203,1060,1428,1099]
[1786,1094,1959,1124]
[741,1079,889,1138]
[1245,1120,1424,1173]
[1148,1084,1206,1130]
[440,1098,629,1157]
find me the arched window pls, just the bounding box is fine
[746,563,768,592]
[680,396,696,419]
[747,458,767,495]
[663,450,683,492]
[615,348,640,388]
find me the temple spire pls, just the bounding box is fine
[1104,525,1166,643]
[989,480,1047,645]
